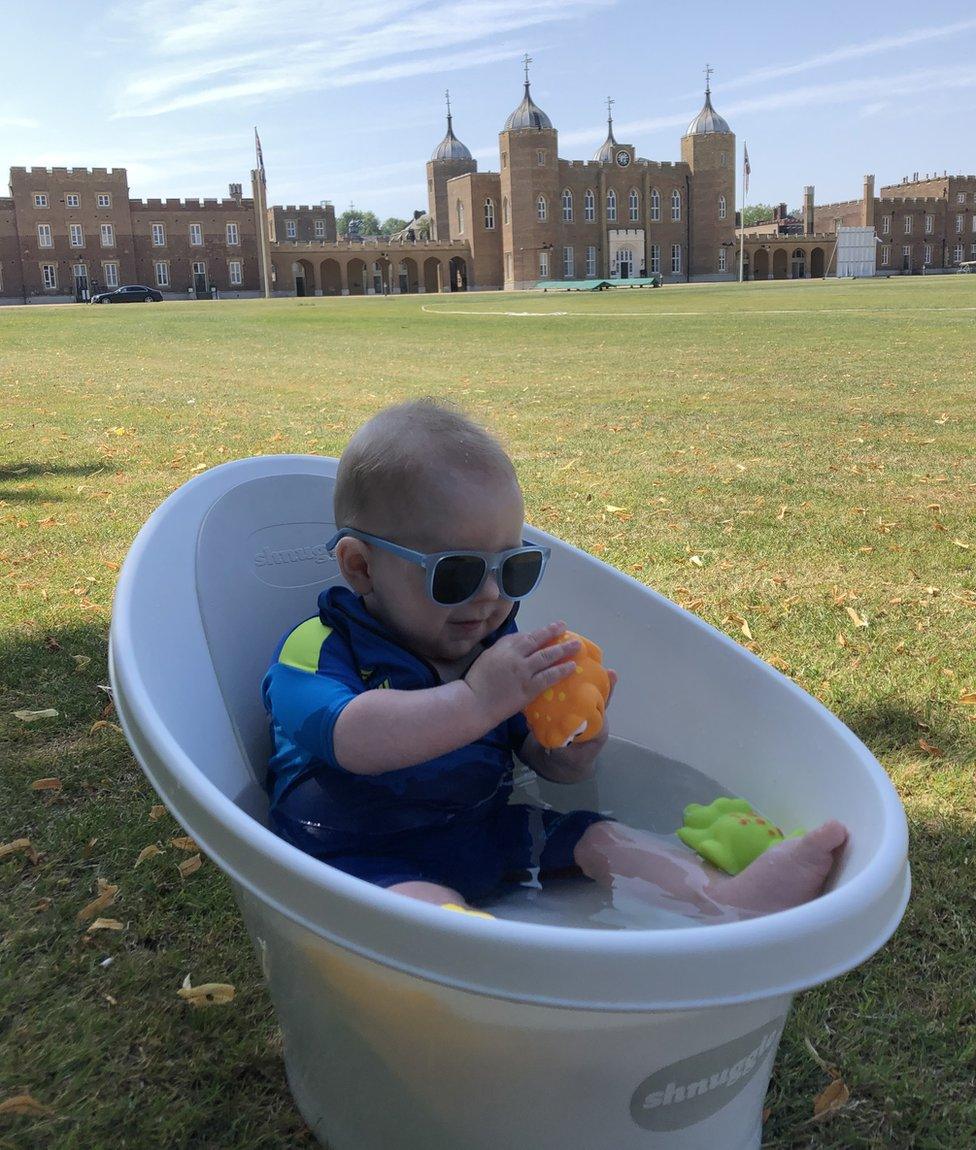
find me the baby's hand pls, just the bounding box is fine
[465,621,581,729]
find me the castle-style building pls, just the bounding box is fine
[426,65,737,288]
[1,63,973,301]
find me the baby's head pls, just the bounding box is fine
[332,399,528,665]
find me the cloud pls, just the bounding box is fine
[112,0,614,116]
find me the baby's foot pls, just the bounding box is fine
[708,821,848,917]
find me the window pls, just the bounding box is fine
[902,244,912,266]
[585,245,597,277]
[606,189,616,222]
[562,189,573,222]
[584,189,595,222]
[671,189,681,221]
[456,200,464,233]
[925,214,933,234]
[69,223,84,247]
[562,246,574,277]
[972,242,976,258]
[956,214,964,234]
[37,224,53,247]
[718,194,727,221]
[954,242,964,263]
[671,243,681,274]
[958,192,967,204]
[97,193,111,208]
[650,188,660,222]
[924,244,932,266]
[284,220,295,240]
[880,246,890,266]
[649,243,660,274]
[536,149,546,166]
[536,195,547,222]
[103,261,119,287]
[72,263,86,286]
[484,198,495,229]
[33,193,48,208]
[151,223,165,246]
[42,264,57,289]
[904,215,912,234]
[501,151,508,169]
[100,223,114,247]
[66,194,79,208]
[502,196,509,225]
[226,222,239,245]
[718,248,727,272]
[314,219,326,238]
[154,261,170,287]
[229,260,243,286]
[539,249,549,278]
[629,188,639,221]
[192,260,207,282]
[881,215,890,235]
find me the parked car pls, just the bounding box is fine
[90,285,163,303]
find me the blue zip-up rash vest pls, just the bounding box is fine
[261,585,530,854]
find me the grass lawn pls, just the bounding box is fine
[1,277,975,1148]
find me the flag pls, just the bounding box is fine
[255,127,266,186]
[743,144,751,197]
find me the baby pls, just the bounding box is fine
[262,399,847,921]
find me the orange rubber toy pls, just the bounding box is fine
[523,631,612,749]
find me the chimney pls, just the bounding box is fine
[803,185,815,236]
[228,182,242,200]
[862,174,875,229]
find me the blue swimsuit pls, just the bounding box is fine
[262,586,606,902]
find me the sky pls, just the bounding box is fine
[1,0,974,220]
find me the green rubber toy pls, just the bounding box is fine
[676,797,804,876]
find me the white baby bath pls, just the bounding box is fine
[109,455,910,1149]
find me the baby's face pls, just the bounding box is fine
[362,473,525,666]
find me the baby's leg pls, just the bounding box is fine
[574,819,847,922]
[387,880,468,907]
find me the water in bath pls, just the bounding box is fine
[483,737,743,930]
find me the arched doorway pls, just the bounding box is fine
[321,258,341,295]
[753,248,769,280]
[772,249,788,279]
[292,259,314,296]
[399,257,418,293]
[791,248,806,279]
[373,257,393,294]
[449,256,468,291]
[347,259,366,295]
[423,257,441,293]
[810,247,825,278]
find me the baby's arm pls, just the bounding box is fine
[332,623,581,776]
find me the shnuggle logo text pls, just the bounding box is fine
[254,544,332,567]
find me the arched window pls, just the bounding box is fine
[456,199,464,233]
[629,188,639,221]
[671,243,682,273]
[718,194,727,221]
[537,195,547,223]
[606,188,617,222]
[562,189,573,222]
[671,190,681,221]
[650,188,660,222]
[484,198,495,229]
[502,196,509,225]
[584,189,595,222]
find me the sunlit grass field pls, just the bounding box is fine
[2,276,975,1148]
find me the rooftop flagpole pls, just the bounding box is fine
[739,142,750,283]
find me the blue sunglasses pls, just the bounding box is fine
[326,528,551,606]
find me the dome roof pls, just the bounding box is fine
[504,80,553,131]
[431,108,472,162]
[685,86,731,136]
[593,118,618,162]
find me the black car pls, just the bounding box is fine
[90,284,163,303]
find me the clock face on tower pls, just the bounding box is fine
[616,150,631,167]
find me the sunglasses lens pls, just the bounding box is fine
[500,550,545,599]
[431,555,487,605]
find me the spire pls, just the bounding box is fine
[685,67,731,136]
[431,89,472,161]
[593,95,621,161]
[503,54,553,131]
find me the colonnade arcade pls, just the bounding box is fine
[269,243,470,296]
[739,236,836,280]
